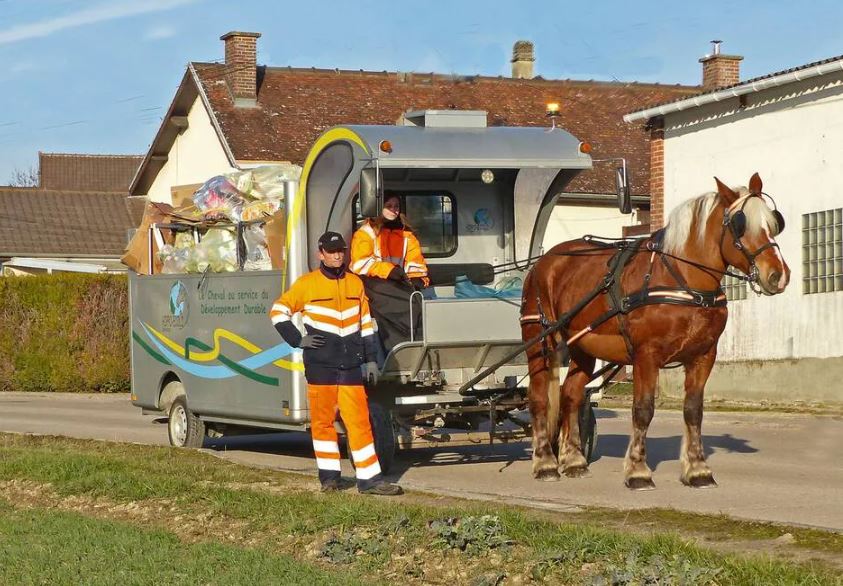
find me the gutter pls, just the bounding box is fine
[624,58,843,123]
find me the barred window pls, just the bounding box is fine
[721,270,748,301]
[802,208,843,294]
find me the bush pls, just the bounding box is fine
[0,274,129,393]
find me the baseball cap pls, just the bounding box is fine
[318,231,347,252]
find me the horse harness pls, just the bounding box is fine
[520,190,785,365]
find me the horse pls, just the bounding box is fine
[520,173,789,489]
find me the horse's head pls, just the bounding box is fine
[714,172,790,295]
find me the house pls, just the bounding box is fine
[625,42,843,404]
[130,32,699,247]
[0,153,145,275]
[38,152,144,192]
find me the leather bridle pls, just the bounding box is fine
[719,191,784,294]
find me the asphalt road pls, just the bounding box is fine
[1,392,841,532]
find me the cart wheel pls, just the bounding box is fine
[579,400,597,463]
[168,396,206,448]
[368,402,396,474]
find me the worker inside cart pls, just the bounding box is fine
[350,192,430,354]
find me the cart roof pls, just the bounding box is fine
[342,115,591,169]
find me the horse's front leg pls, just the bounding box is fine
[680,347,718,488]
[624,353,658,490]
[558,352,595,477]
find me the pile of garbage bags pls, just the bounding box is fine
[121,164,300,275]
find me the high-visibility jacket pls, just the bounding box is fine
[350,220,429,287]
[270,265,377,385]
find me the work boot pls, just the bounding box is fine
[359,481,403,496]
[320,478,353,493]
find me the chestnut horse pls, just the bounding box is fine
[521,173,789,489]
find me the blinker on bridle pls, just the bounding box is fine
[721,190,785,294]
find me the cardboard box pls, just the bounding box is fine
[120,202,176,274]
[170,183,202,209]
[263,208,287,271]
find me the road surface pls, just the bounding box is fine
[1,392,841,531]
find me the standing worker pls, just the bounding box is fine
[270,231,402,495]
[350,192,430,352]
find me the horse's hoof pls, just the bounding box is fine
[563,465,590,478]
[683,474,718,489]
[535,467,561,482]
[625,476,656,491]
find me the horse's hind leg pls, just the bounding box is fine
[680,347,717,488]
[525,326,561,481]
[624,353,658,490]
[558,351,595,477]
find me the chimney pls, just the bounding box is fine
[220,31,261,106]
[699,40,742,90]
[511,40,535,79]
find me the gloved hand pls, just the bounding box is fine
[410,277,427,291]
[299,334,326,349]
[362,361,379,386]
[387,266,407,282]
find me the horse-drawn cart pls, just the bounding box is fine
[129,109,633,471]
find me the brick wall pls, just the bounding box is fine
[700,55,742,90]
[221,31,261,101]
[649,119,665,229]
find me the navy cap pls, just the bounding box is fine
[318,231,347,252]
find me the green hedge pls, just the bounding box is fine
[0,274,129,393]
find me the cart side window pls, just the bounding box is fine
[353,192,457,258]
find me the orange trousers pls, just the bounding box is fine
[308,384,382,487]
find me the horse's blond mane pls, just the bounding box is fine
[662,186,778,255]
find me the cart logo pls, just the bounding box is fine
[164,281,189,329]
[467,208,494,232]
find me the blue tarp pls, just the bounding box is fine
[454,275,523,299]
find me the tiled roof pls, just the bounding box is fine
[0,188,140,257]
[39,153,143,192]
[192,64,698,196]
[627,53,843,118]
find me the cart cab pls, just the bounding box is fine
[292,110,610,401]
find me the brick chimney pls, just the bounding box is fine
[511,40,535,79]
[220,31,261,106]
[699,40,742,90]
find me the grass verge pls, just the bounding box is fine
[0,433,840,585]
[0,500,357,586]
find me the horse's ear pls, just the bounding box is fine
[748,172,762,194]
[714,177,739,205]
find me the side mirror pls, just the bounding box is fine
[615,165,632,214]
[359,167,383,218]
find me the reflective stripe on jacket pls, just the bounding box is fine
[270,266,376,384]
[350,220,429,286]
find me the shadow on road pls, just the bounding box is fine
[197,427,757,483]
[595,433,758,470]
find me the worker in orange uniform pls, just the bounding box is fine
[270,231,402,495]
[350,192,429,352]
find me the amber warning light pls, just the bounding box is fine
[379,140,393,153]
[579,142,592,154]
